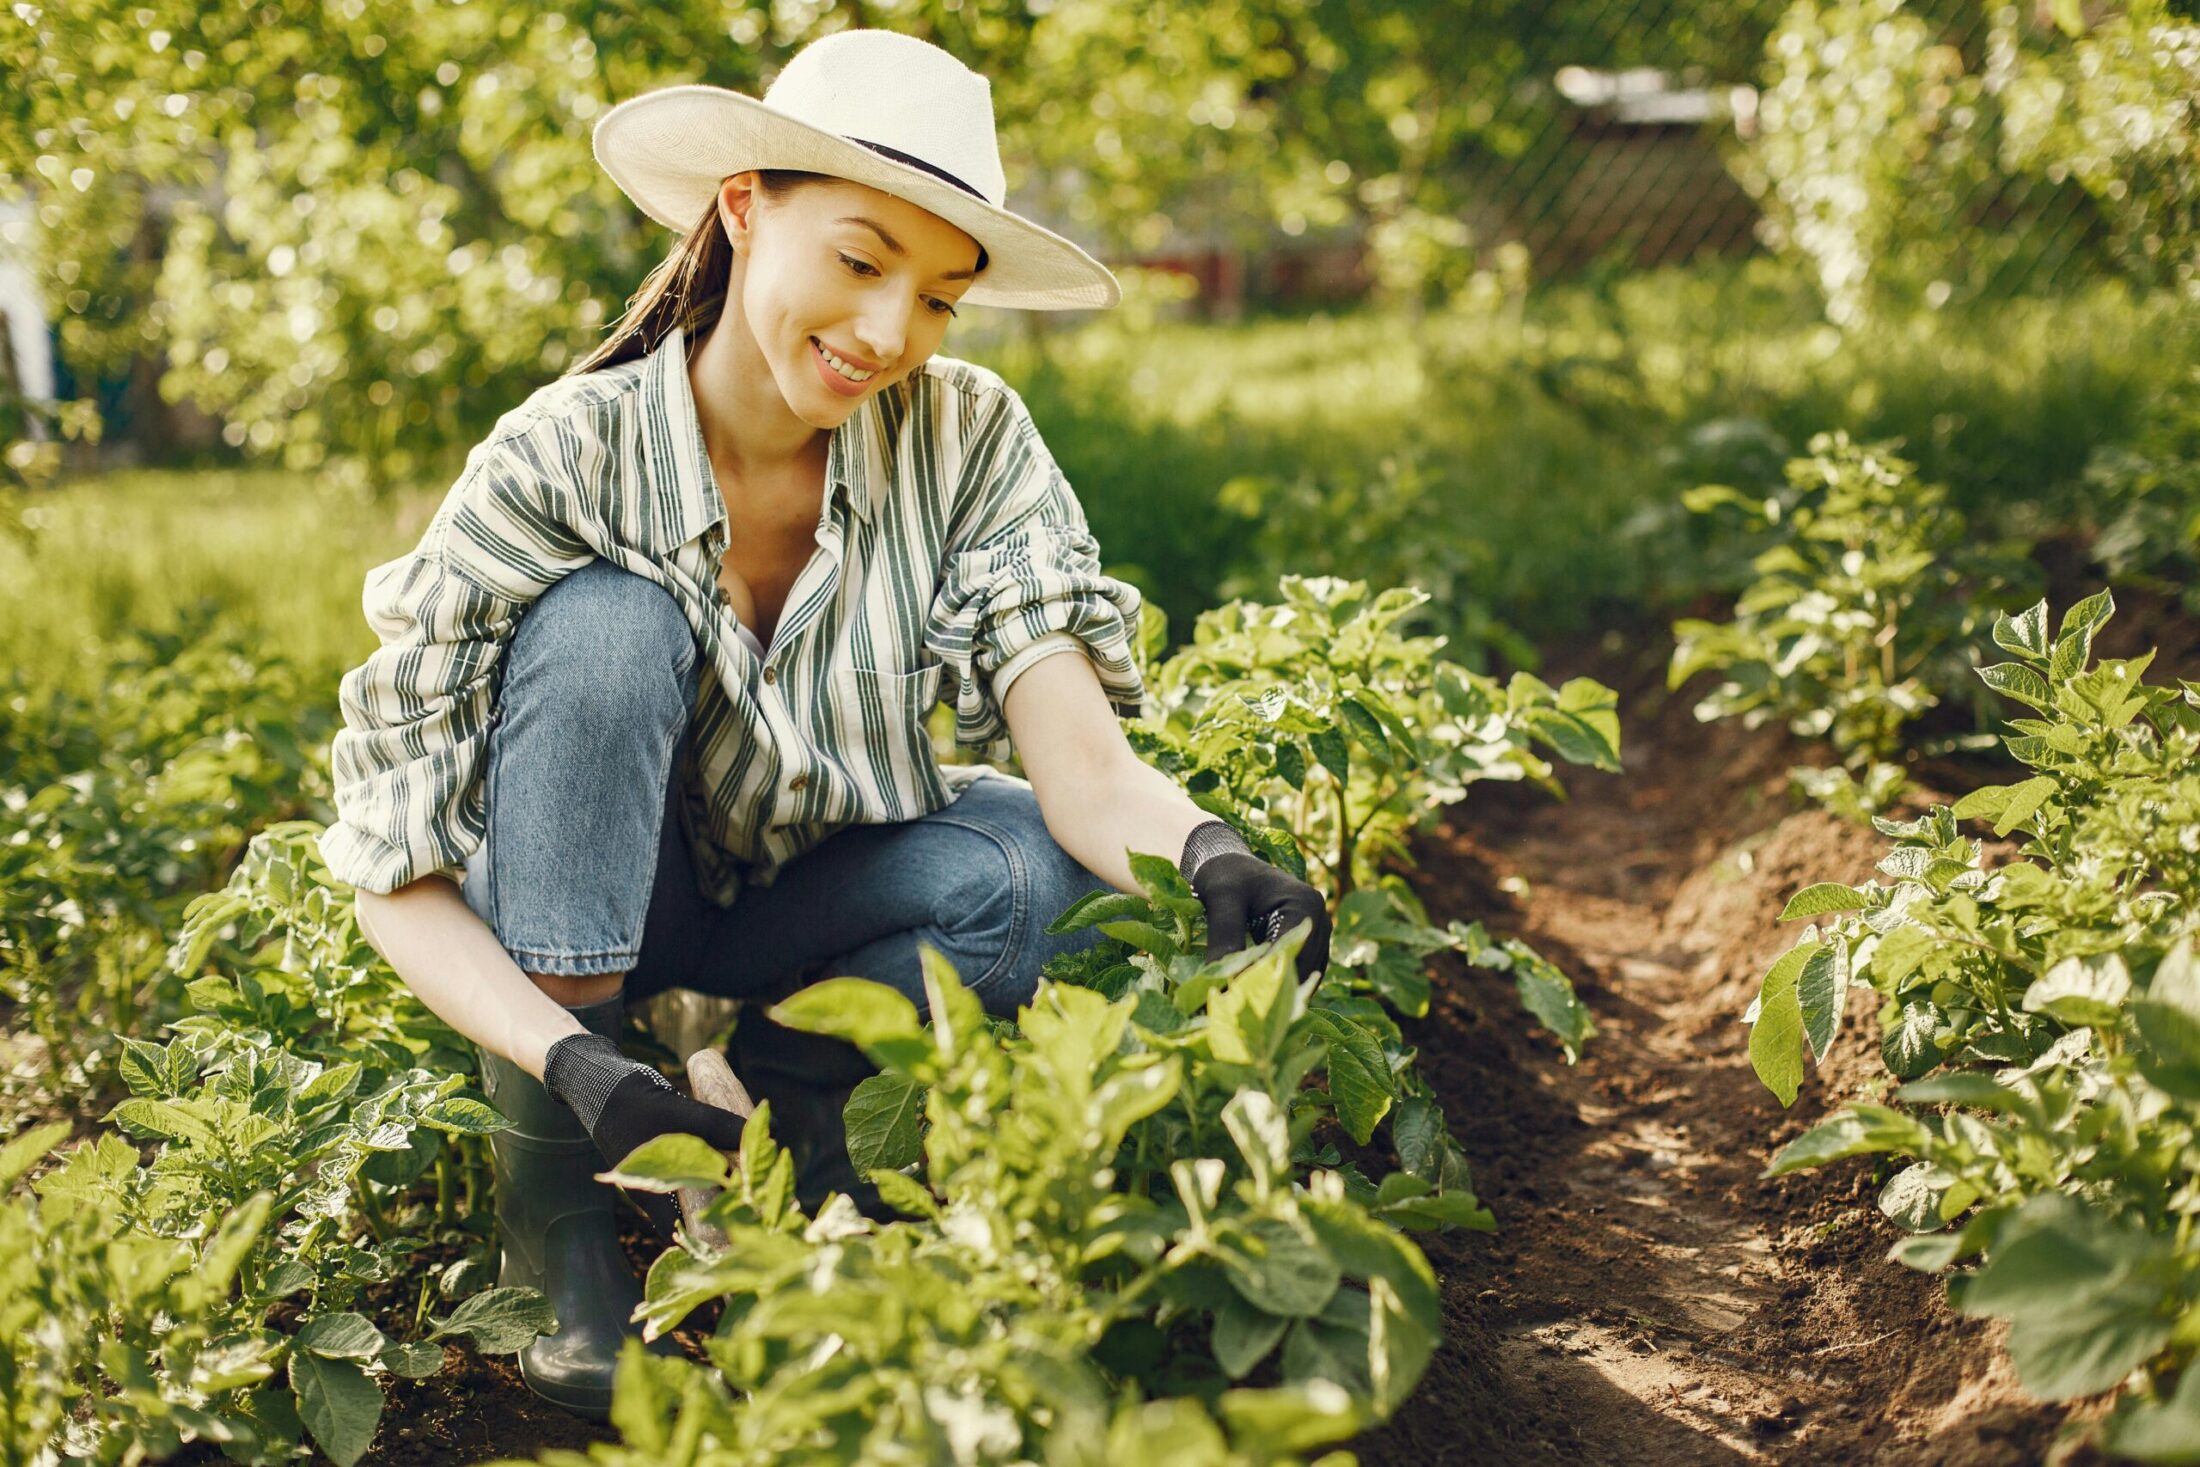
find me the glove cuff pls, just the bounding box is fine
[542,1031,670,1133]
[1180,819,1255,888]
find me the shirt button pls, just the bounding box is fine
[788,773,809,792]
[762,666,777,685]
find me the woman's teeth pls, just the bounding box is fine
[814,340,876,381]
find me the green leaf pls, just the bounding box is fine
[842,1072,924,1174]
[297,1061,364,1106]
[1222,1090,1291,1189]
[1763,1105,1927,1176]
[597,1134,731,1193]
[1880,1002,1943,1080]
[1778,883,1870,921]
[1315,1015,1394,1144]
[1378,1189,1497,1232]
[1364,946,1431,1019]
[0,1121,71,1192]
[768,977,924,1055]
[1310,725,1350,784]
[1093,1057,1181,1150]
[1206,945,1296,1066]
[2022,953,2131,1030]
[430,1287,557,1355]
[1045,888,1152,934]
[1369,1272,1439,1415]
[1272,737,1308,788]
[1797,941,1849,1063]
[1957,1194,2175,1401]
[290,1352,383,1467]
[1878,1163,1960,1233]
[1216,1380,1364,1457]
[1507,941,1595,1063]
[1993,600,2051,660]
[107,1097,216,1146]
[1213,1294,1290,1380]
[868,1168,938,1220]
[379,1340,446,1380]
[2134,938,2200,1100]
[295,1313,390,1362]
[1218,1217,1344,1318]
[2056,588,2115,660]
[2102,1354,2200,1462]
[1749,942,1817,1106]
[419,1096,508,1135]
[1521,689,1622,772]
[1339,697,1390,757]
[1977,662,2052,711]
[1895,1073,2026,1110]
[1098,919,1179,957]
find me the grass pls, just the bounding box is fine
[11,258,2193,682]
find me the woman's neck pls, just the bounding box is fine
[685,312,828,486]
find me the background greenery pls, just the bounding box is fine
[4,0,2200,1460]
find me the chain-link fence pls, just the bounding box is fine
[1177,0,2183,315]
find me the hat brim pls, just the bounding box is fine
[593,85,1119,313]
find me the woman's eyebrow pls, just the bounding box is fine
[836,215,979,282]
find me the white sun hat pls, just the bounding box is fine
[591,29,1120,313]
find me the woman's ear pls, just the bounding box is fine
[718,172,760,255]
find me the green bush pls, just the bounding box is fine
[1745,591,2200,1457]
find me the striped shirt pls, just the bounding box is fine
[321,323,1147,906]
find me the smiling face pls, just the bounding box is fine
[720,171,983,427]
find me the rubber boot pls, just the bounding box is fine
[477,994,673,1419]
[729,1006,887,1219]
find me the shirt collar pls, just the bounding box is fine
[654,322,875,545]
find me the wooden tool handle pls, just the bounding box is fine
[685,1049,755,1118]
[675,1049,755,1249]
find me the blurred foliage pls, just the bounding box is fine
[1736,0,2199,327]
[4,0,1797,483]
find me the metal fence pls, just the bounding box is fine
[1152,0,2127,313]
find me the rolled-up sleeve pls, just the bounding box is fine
[320,436,592,893]
[923,388,1147,753]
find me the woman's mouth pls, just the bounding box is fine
[811,337,878,397]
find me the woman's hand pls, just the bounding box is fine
[1179,821,1332,979]
[543,1033,746,1237]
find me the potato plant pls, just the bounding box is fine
[527,933,1445,1465]
[1121,572,1614,1057]
[1,824,553,1466]
[0,609,338,1114]
[1743,591,2200,1456]
[1668,431,2032,815]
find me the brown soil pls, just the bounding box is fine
[349,628,2139,1466]
[1358,633,2091,1467]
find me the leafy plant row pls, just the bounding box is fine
[1743,591,2200,1460]
[3,826,550,1464]
[1,604,339,1109]
[3,572,1620,1463]
[499,576,1621,1463]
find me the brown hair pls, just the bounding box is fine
[568,168,990,377]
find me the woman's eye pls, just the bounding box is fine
[839,254,954,318]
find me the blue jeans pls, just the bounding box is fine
[460,559,1113,1019]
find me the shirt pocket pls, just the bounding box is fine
[829,661,950,819]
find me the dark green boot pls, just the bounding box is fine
[477,995,672,1418]
[729,1007,886,1218]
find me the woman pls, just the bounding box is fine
[324,29,1330,1416]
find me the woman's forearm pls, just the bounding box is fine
[1038,756,1214,894]
[353,876,588,1078]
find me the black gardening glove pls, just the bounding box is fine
[543,1032,747,1239]
[1180,820,1332,979]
